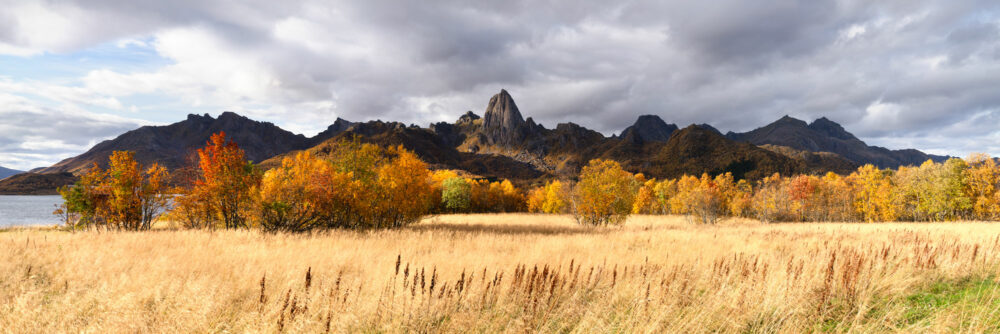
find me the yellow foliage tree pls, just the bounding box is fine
[572,160,639,226]
[966,153,1000,220]
[852,164,901,222]
[632,179,657,214]
[57,151,169,231]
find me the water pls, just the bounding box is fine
[0,195,64,227]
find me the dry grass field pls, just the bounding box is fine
[3,214,1000,333]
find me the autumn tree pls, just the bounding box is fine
[251,140,436,231]
[317,141,436,228]
[527,180,571,214]
[684,173,725,224]
[966,153,1000,219]
[632,178,657,214]
[542,180,571,214]
[255,151,333,232]
[57,163,106,229]
[941,158,973,219]
[106,151,169,230]
[728,179,753,218]
[526,186,545,213]
[57,151,169,231]
[820,172,856,222]
[572,159,639,226]
[494,180,525,212]
[852,164,901,222]
[750,173,790,223]
[651,179,677,214]
[671,175,699,215]
[174,132,261,229]
[441,177,472,212]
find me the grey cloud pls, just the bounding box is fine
[0,105,141,170]
[2,0,1000,166]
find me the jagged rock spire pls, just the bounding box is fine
[482,89,534,145]
[483,89,525,131]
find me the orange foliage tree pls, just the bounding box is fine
[174,132,261,229]
[304,140,436,229]
[255,151,345,232]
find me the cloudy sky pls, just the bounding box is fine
[1,0,999,170]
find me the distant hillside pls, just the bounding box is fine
[631,125,803,180]
[0,172,77,195]
[37,112,313,175]
[758,144,857,175]
[0,166,22,180]
[727,116,948,168]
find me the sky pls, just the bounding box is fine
[1,0,999,170]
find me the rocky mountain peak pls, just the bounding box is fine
[775,115,808,127]
[620,115,678,143]
[310,117,356,144]
[457,111,481,124]
[481,89,536,146]
[808,117,857,141]
[695,123,722,135]
[483,89,525,131]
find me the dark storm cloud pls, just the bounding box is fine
[1,0,1000,166]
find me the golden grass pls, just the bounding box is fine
[3,214,1000,333]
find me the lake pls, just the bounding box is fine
[0,195,64,227]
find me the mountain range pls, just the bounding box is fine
[0,89,950,194]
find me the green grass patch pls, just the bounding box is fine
[815,276,1000,332]
[901,276,1000,329]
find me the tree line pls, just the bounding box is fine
[56,132,1000,231]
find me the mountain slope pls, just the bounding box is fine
[0,172,77,195]
[38,112,313,175]
[0,166,22,180]
[727,116,946,168]
[645,125,803,180]
[758,144,857,175]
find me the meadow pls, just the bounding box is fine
[3,214,1000,333]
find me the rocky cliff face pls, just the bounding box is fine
[480,89,543,147]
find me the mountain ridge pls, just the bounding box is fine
[726,115,948,168]
[24,90,950,193]
[37,112,314,175]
